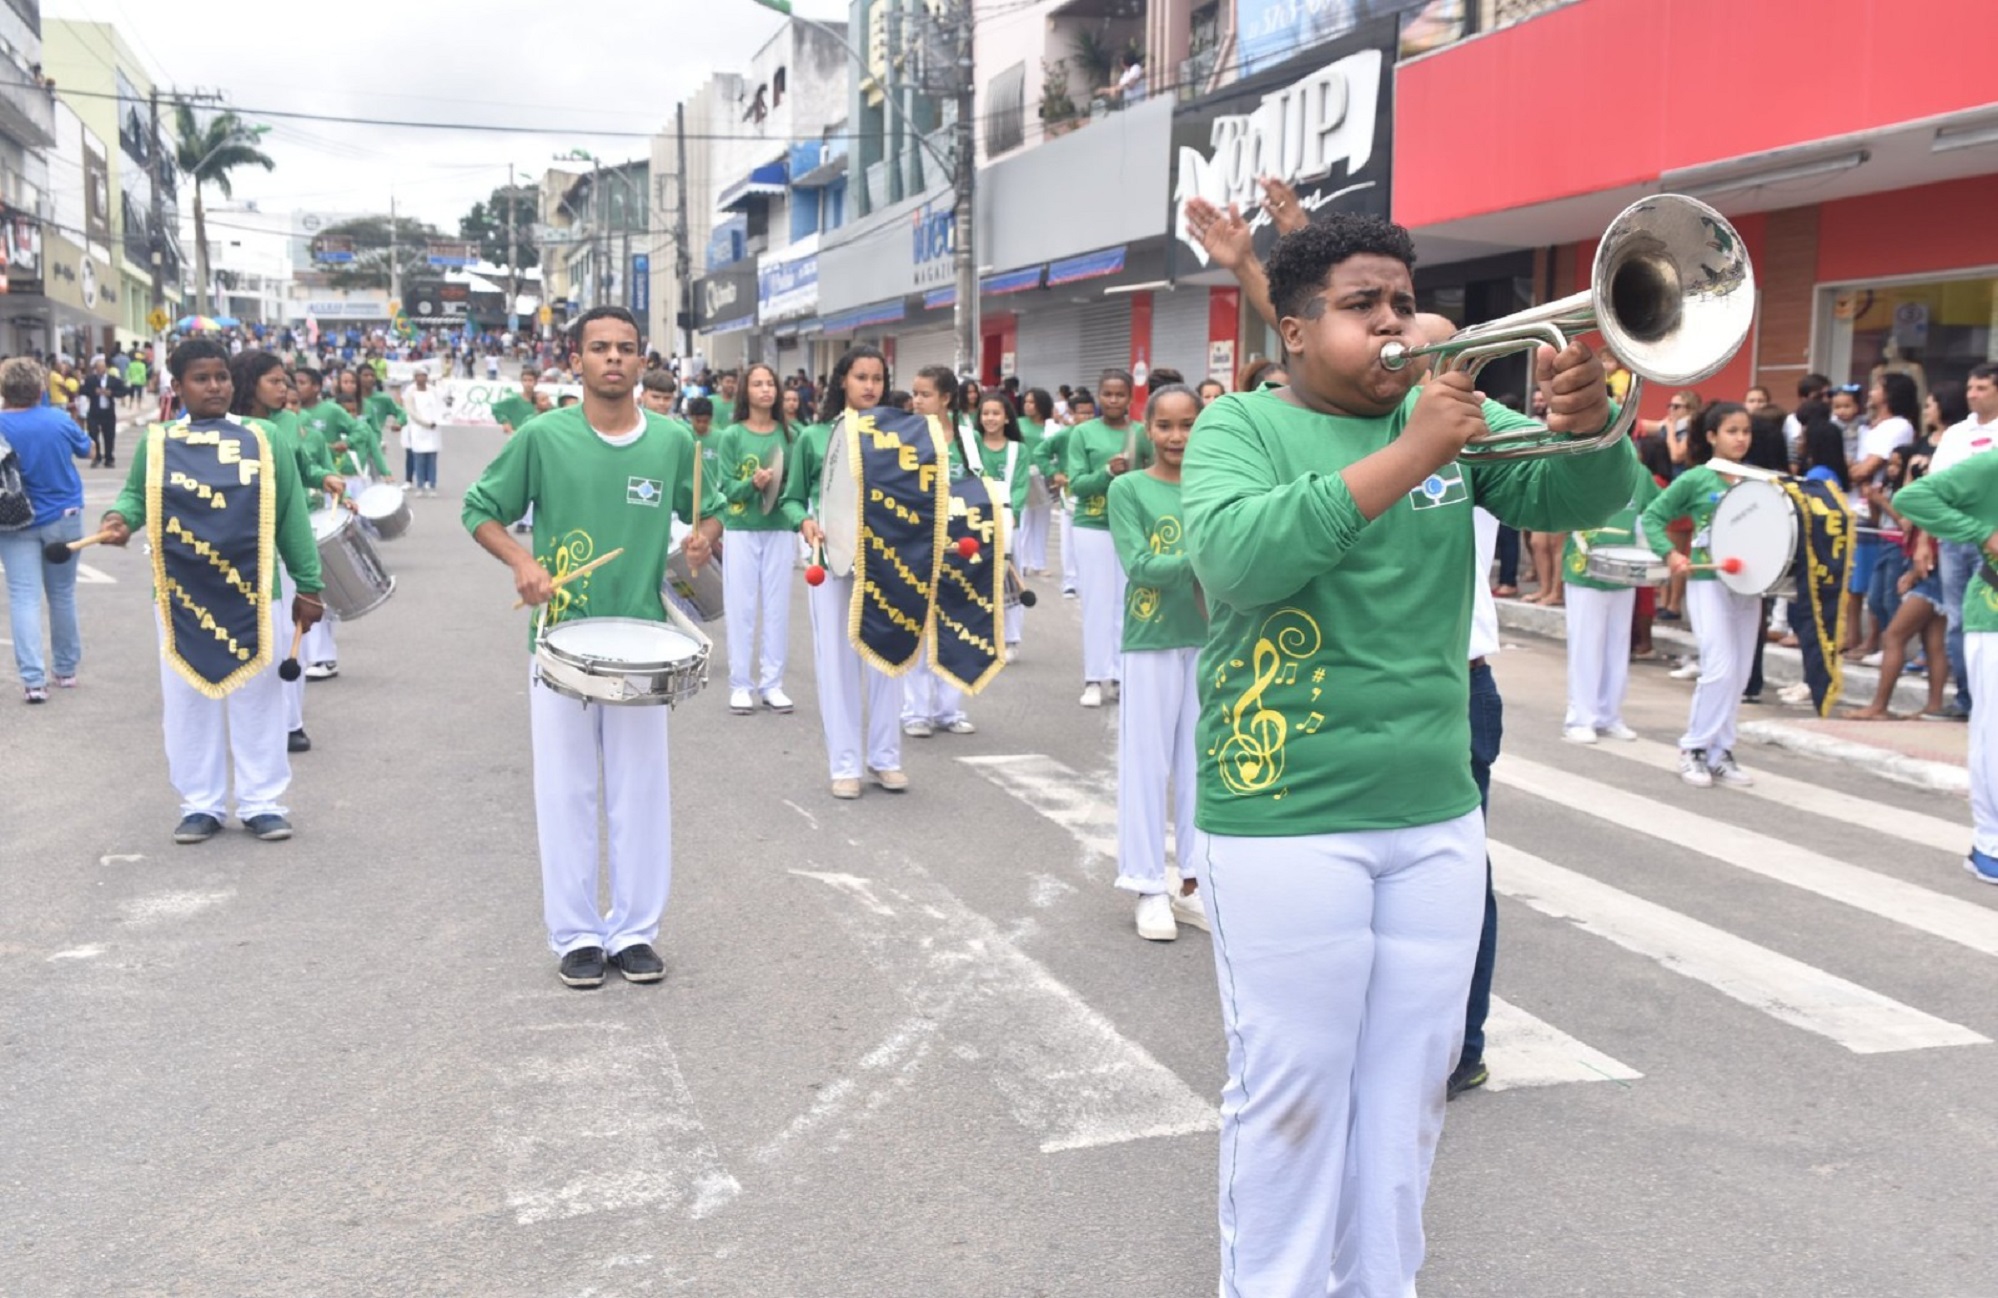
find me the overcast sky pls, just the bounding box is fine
[48,0,848,232]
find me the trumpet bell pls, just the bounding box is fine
[1594,194,1754,387]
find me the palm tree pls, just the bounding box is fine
[173,106,275,316]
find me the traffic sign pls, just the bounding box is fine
[537,304,553,326]
[147,308,170,333]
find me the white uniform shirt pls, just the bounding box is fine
[1468,507,1500,662]
[401,385,446,453]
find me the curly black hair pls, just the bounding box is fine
[1263,212,1417,323]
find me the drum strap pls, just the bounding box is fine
[149,417,276,698]
[956,429,1019,519]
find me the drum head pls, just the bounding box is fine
[545,617,701,668]
[356,484,405,519]
[819,417,858,577]
[1711,479,1797,596]
[310,507,351,541]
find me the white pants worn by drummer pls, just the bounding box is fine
[1073,525,1127,686]
[158,607,293,822]
[1059,498,1079,594]
[810,572,903,779]
[723,530,793,696]
[1564,584,1636,733]
[1018,470,1052,573]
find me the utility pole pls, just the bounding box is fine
[674,102,694,358]
[506,162,519,329]
[388,192,401,305]
[148,87,166,327]
[592,157,605,309]
[950,0,978,377]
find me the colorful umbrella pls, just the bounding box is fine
[174,315,241,331]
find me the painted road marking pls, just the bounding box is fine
[1607,737,1966,854]
[967,754,1639,1092]
[118,889,234,927]
[493,1021,739,1226]
[1492,840,1987,1054]
[794,864,1219,1153]
[1495,756,1998,960]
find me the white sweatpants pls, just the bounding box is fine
[158,608,290,821]
[902,638,966,726]
[723,530,792,693]
[1019,485,1051,573]
[1563,584,1635,732]
[1968,633,1996,857]
[1680,579,1762,755]
[1203,810,1486,1298]
[1115,647,1200,894]
[1073,525,1126,685]
[528,661,673,956]
[1059,501,1079,593]
[303,596,336,663]
[808,572,903,779]
[276,570,304,732]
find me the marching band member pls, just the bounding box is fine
[461,307,723,989]
[715,362,799,716]
[1015,388,1057,575]
[490,366,540,436]
[290,368,351,682]
[350,365,398,486]
[967,392,1032,659]
[1049,389,1092,598]
[901,366,974,736]
[1108,384,1208,941]
[788,345,909,799]
[1641,402,1760,788]
[1561,467,1660,743]
[1065,371,1144,707]
[1182,214,1633,1298]
[100,338,327,844]
[1892,446,1998,883]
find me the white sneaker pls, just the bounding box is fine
[943,717,976,734]
[763,688,795,713]
[902,718,934,738]
[303,661,338,680]
[1169,889,1210,933]
[1562,725,1599,744]
[1600,722,1639,741]
[1668,660,1702,680]
[1778,682,1813,705]
[1135,893,1177,941]
[1079,683,1103,708]
[728,688,755,714]
[1005,642,1020,663]
[1860,651,1884,668]
[1678,748,1713,788]
[1707,749,1754,787]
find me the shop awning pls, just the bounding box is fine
[820,298,906,333]
[982,266,1043,296]
[923,287,956,311]
[707,314,758,335]
[1047,246,1126,286]
[719,160,789,211]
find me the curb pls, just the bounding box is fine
[1737,720,1970,795]
[1495,597,1934,714]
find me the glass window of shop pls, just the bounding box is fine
[1817,272,1998,404]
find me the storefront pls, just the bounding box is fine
[38,230,120,360]
[757,235,822,381]
[692,260,758,371]
[816,184,958,371]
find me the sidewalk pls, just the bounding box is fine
[1497,595,1970,795]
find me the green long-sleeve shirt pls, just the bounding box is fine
[1110,470,1205,651]
[1640,463,1740,579]
[780,422,832,523]
[1563,466,1662,590]
[1894,453,1998,633]
[1064,418,1150,529]
[714,423,803,531]
[1183,387,1631,836]
[1034,423,1070,482]
[108,418,323,596]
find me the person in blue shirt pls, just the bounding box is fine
[0,356,93,702]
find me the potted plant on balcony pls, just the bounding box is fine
[1039,58,1080,138]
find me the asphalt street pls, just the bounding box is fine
[3,423,1993,1297]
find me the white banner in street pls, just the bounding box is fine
[419,377,581,428]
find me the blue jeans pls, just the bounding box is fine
[1462,661,1503,1064]
[1867,546,1909,634]
[0,512,85,689]
[1495,525,1521,588]
[1939,540,1979,711]
[410,451,438,490]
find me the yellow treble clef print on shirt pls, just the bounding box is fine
[728,454,760,516]
[546,530,596,623]
[1214,608,1322,798]
[1132,515,1183,622]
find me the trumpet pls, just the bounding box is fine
[1380,193,1755,460]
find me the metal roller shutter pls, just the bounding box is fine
[1011,303,1084,395]
[1073,297,1132,391]
[890,327,956,383]
[1149,286,1211,386]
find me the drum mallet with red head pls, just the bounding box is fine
[1689,557,1745,574]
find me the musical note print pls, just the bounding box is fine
[1213,607,1323,798]
[545,530,597,623]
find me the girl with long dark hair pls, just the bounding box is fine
[716,362,798,715]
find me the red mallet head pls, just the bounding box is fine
[956,535,980,559]
[1719,556,1744,574]
[804,564,827,587]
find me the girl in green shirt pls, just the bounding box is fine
[716,362,801,715]
[1066,372,1142,706]
[1108,385,1209,941]
[1016,388,1057,575]
[967,392,1033,657]
[1641,403,1761,788]
[902,367,974,736]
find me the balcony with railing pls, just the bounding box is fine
[0,54,55,149]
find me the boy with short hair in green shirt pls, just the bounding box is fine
[1180,212,1632,1298]
[1065,372,1150,706]
[1107,384,1208,943]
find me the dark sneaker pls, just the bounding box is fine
[23,685,48,704]
[173,813,223,844]
[558,946,607,989]
[611,943,666,983]
[244,814,293,841]
[1446,1056,1489,1101]
[288,728,312,753]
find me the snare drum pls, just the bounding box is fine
[310,507,395,620]
[1710,478,1801,596]
[661,541,724,622]
[534,616,709,707]
[1583,544,1669,588]
[356,483,412,540]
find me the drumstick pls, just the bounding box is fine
[43,528,116,564]
[1689,557,1745,574]
[691,444,703,534]
[277,621,307,681]
[805,540,827,587]
[1004,556,1038,607]
[512,546,625,609]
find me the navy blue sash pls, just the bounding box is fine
[149,418,275,696]
[931,474,1007,693]
[848,407,947,674]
